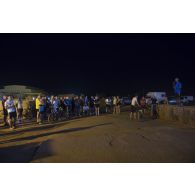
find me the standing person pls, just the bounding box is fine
[79,96,84,116]
[100,96,106,114]
[151,96,158,119]
[39,97,46,124]
[89,96,95,115]
[140,96,146,114]
[36,95,41,123]
[173,78,182,105]
[116,96,121,114]
[74,97,80,117]
[94,96,100,116]
[130,95,140,120]
[59,97,66,115]
[64,97,70,118]
[84,96,88,106]
[105,97,112,113]
[83,102,89,116]
[52,96,60,112]
[5,96,17,129]
[45,97,52,118]
[71,97,75,117]
[112,96,117,114]
[2,96,8,126]
[16,97,23,124]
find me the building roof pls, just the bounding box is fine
[0,85,48,96]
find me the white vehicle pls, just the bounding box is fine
[168,96,194,105]
[121,97,131,105]
[146,92,167,104]
[181,96,194,104]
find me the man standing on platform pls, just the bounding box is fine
[173,78,182,105]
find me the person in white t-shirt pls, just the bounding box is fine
[130,95,140,120]
[5,96,17,129]
[113,96,117,114]
[16,97,23,124]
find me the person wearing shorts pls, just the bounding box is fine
[2,96,8,126]
[140,96,146,114]
[116,96,121,114]
[36,95,41,123]
[130,95,140,120]
[113,96,117,114]
[16,97,23,124]
[39,98,46,124]
[5,96,17,129]
[94,96,100,116]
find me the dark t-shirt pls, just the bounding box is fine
[151,98,157,104]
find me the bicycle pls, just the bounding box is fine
[48,108,59,123]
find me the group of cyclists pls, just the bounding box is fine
[0,78,182,130]
[35,95,123,124]
[0,92,160,130]
[1,95,122,129]
[129,95,158,120]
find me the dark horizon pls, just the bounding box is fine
[0,33,194,96]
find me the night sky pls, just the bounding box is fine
[0,34,194,96]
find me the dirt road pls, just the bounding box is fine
[0,111,195,163]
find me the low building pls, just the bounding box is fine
[0,85,48,98]
[58,93,77,98]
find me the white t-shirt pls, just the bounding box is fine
[53,99,59,110]
[5,99,16,113]
[113,98,117,105]
[131,97,138,106]
[17,100,23,109]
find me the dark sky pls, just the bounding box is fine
[0,33,194,96]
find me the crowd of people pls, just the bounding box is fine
[129,95,158,120]
[1,95,123,129]
[0,78,182,130]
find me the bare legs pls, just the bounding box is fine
[95,107,99,116]
[129,111,139,120]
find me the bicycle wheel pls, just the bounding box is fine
[48,113,54,123]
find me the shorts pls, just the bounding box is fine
[17,108,23,117]
[130,105,137,113]
[95,104,100,108]
[175,93,180,98]
[3,109,8,116]
[8,112,17,119]
[141,105,146,109]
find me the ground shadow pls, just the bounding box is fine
[0,140,53,163]
[0,120,77,137]
[0,123,112,145]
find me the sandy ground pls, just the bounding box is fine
[0,109,195,163]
